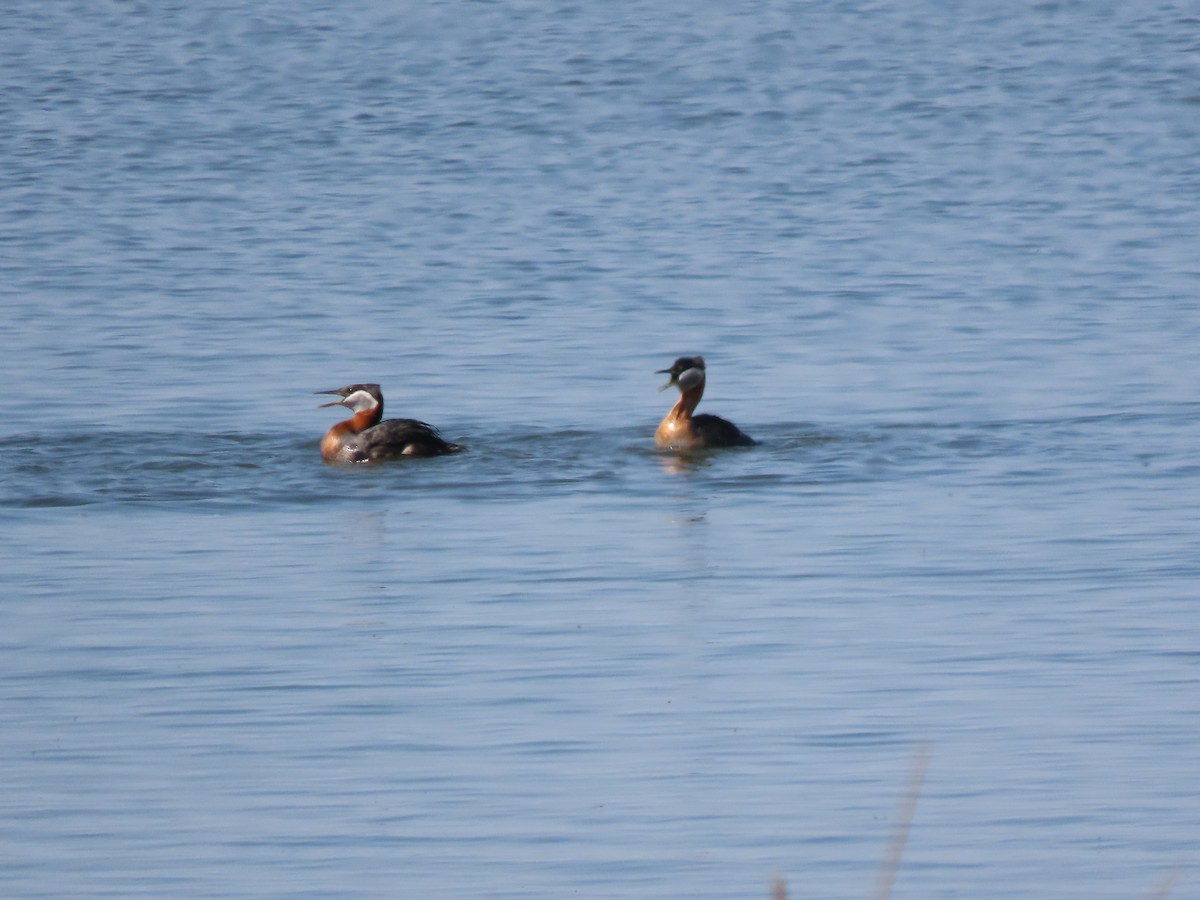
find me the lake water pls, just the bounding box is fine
[2,1,1199,897]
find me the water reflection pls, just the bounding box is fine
[655,450,717,476]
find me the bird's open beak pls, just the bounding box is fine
[656,369,676,392]
[315,389,346,409]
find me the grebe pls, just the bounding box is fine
[654,356,755,451]
[316,382,464,463]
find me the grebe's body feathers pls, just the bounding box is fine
[353,418,464,461]
[654,356,755,451]
[687,413,756,449]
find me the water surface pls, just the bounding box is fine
[2,1,1199,897]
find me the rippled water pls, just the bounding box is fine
[3,1,1199,897]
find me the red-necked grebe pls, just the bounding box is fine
[654,356,755,451]
[316,383,464,463]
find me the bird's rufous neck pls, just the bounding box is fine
[349,406,379,433]
[670,381,704,423]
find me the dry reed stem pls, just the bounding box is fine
[1144,866,1181,900]
[873,743,932,900]
[774,748,1182,900]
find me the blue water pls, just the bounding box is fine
[3,2,1199,897]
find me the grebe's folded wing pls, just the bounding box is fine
[690,413,755,448]
[357,419,465,458]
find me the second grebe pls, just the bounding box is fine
[654,356,755,451]
[316,382,464,463]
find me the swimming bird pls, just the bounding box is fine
[316,383,464,462]
[654,356,755,451]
